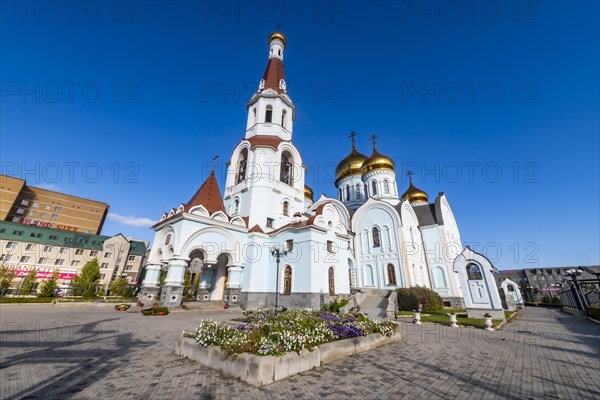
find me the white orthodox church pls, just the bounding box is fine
[140,32,501,313]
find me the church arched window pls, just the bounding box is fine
[328,267,335,295]
[383,180,390,194]
[339,188,343,201]
[265,105,273,123]
[283,266,292,295]
[346,185,351,201]
[282,201,289,216]
[280,152,293,185]
[371,180,378,196]
[467,263,483,280]
[237,149,248,183]
[372,227,381,248]
[387,264,397,285]
[281,109,287,128]
[356,183,362,200]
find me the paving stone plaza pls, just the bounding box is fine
[1,305,599,399]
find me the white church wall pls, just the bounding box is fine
[353,200,403,290]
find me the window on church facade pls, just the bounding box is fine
[237,149,248,183]
[387,264,397,285]
[280,152,293,185]
[467,263,483,280]
[283,266,292,294]
[253,107,257,123]
[328,267,335,295]
[371,180,378,196]
[285,240,293,252]
[233,198,240,215]
[281,109,287,128]
[356,184,362,200]
[384,180,390,194]
[283,201,289,216]
[372,227,381,248]
[346,185,351,201]
[266,218,274,228]
[265,105,273,122]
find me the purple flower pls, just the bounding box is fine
[328,323,363,339]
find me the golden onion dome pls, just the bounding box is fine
[268,31,287,47]
[304,184,314,201]
[401,180,429,204]
[335,146,368,184]
[361,147,395,174]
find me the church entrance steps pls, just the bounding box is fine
[358,290,392,320]
[181,301,239,312]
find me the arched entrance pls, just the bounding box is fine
[188,249,204,299]
[210,253,230,301]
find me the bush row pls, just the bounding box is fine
[589,306,600,321]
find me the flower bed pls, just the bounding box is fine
[187,308,396,357]
[177,308,400,386]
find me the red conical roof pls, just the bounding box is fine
[260,57,285,93]
[184,171,226,215]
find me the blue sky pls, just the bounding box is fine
[1,1,598,269]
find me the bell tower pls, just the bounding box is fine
[245,32,295,142]
[223,32,305,231]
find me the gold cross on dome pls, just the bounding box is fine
[406,170,414,182]
[348,131,358,147]
[369,134,378,147]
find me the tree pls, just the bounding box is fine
[38,271,59,297]
[109,276,134,297]
[0,264,16,296]
[20,269,37,296]
[71,258,101,298]
[157,269,167,298]
[183,270,193,300]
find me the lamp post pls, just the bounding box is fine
[270,245,288,308]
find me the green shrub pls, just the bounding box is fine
[588,306,600,321]
[408,286,444,312]
[322,297,349,313]
[397,288,419,311]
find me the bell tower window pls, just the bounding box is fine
[280,152,293,185]
[346,185,351,201]
[232,198,240,215]
[384,180,390,194]
[265,105,273,123]
[371,180,378,196]
[356,183,362,200]
[237,149,248,183]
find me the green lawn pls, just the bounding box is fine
[398,309,505,329]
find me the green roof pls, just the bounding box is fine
[0,221,146,256]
